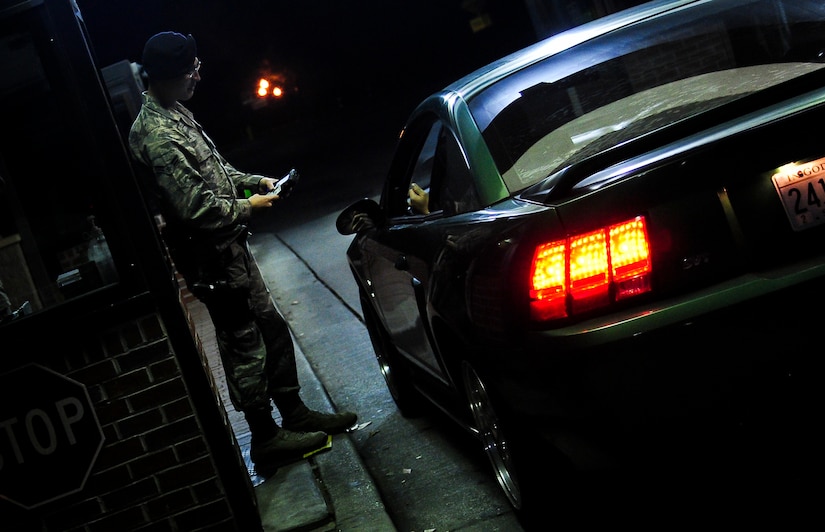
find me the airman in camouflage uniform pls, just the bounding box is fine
[128,31,356,471]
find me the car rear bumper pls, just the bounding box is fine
[502,261,823,471]
[530,255,825,350]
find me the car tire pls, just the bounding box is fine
[461,361,576,530]
[359,290,423,417]
[461,362,525,509]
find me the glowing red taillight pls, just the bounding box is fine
[529,241,567,320]
[610,217,652,300]
[529,216,652,321]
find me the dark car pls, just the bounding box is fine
[338,0,822,521]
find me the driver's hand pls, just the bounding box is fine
[408,183,429,214]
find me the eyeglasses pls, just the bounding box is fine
[186,59,202,79]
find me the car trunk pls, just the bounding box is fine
[545,90,825,303]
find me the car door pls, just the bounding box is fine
[366,115,481,382]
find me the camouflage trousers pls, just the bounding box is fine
[197,238,300,414]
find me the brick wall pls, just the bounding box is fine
[6,308,247,531]
[622,20,735,93]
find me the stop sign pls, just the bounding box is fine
[0,364,104,509]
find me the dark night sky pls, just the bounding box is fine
[75,0,537,148]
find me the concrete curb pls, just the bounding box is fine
[187,274,395,531]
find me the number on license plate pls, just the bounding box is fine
[772,157,825,232]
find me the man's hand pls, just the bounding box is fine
[258,176,278,194]
[408,182,430,214]
[250,174,285,209]
[248,193,277,209]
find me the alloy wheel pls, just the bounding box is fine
[462,362,523,510]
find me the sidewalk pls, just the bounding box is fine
[185,298,396,531]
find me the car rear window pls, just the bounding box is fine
[469,0,825,192]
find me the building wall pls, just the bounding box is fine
[3,297,255,531]
[525,0,650,39]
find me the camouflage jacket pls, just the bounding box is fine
[128,92,265,256]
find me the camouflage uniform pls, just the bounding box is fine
[128,92,300,416]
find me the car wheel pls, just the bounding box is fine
[461,362,524,510]
[359,290,423,417]
[461,361,577,529]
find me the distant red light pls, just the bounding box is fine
[255,76,287,99]
[256,78,269,98]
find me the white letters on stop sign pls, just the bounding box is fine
[0,396,85,469]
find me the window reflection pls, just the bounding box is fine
[0,14,120,326]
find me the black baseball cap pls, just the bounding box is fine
[142,31,197,81]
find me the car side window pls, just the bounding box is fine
[405,123,441,215]
[386,118,480,218]
[410,124,440,194]
[433,130,480,216]
[385,120,442,218]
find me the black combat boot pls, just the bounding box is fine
[281,403,358,435]
[245,408,328,473]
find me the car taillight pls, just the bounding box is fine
[529,216,652,321]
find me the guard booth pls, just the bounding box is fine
[0,1,262,530]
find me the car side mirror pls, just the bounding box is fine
[336,198,383,235]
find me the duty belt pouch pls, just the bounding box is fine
[189,278,230,300]
[188,239,250,304]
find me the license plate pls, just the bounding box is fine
[771,157,825,232]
